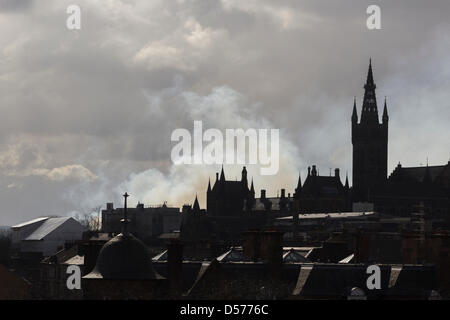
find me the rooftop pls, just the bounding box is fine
[277,211,375,220]
[24,217,72,241]
[11,217,49,229]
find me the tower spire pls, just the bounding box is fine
[193,195,200,211]
[366,58,374,86]
[352,97,358,123]
[220,165,225,181]
[207,178,211,192]
[295,172,302,194]
[382,96,389,123]
[361,59,379,124]
[345,172,349,189]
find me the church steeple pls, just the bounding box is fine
[352,97,358,124]
[360,59,379,124]
[366,58,375,87]
[193,195,200,212]
[345,173,349,189]
[294,172,302,199]
[220,165,225,182]
[382,97,389,124]
[207,178,211,193]
[296,173,302,192]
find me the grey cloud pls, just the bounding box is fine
[0,0,449,225]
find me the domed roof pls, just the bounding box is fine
[84,233,164,280]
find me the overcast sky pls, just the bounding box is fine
[1,0,449,225]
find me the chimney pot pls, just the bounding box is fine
[311,165,317,176]
[335,168,340,178]
[261,189,266,199]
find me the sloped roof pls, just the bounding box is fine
[389,267,402,288]
[11,217,49,229]
[212,180,246,195]
[217,247,251,263]
[305,242,352,263]
[62,255,84,265]
[24,217,72,241]
[277,212,375,220]
[152,250,168,262]
[388,265,437,293]
[292,265,313,295]
[293,264,391,297]
[339,254,355,264]
[302,175,344,195]
[390,165,446,183]
[41,244,79,264]
[382,164,449,198]
[283,248,310,263]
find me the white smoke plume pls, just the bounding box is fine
[106,82,304,209]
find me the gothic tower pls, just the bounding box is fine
[352,60,388,202]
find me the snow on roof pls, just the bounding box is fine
[11,217,49,229]
[24,217,72,241]
[216,247,251,263]
[283,248,311,263]
[277,212,375,220]
[62,255,84,265]
[339,253,355,264]
[152,250,168,261]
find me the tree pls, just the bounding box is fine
[74,205,102,231]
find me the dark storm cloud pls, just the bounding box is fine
[0,0,449,225]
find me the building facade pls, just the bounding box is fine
[101,202,181,240]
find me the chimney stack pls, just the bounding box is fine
[167,239,183,297]
[242,231,260,262]
[311,165,317,176]
[280,189,286,198]
[335,168,340,178]
[242,230,284,276]
[261,189,266,200]
[260,230,283,275]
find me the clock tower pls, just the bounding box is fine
[352,60,388,202]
